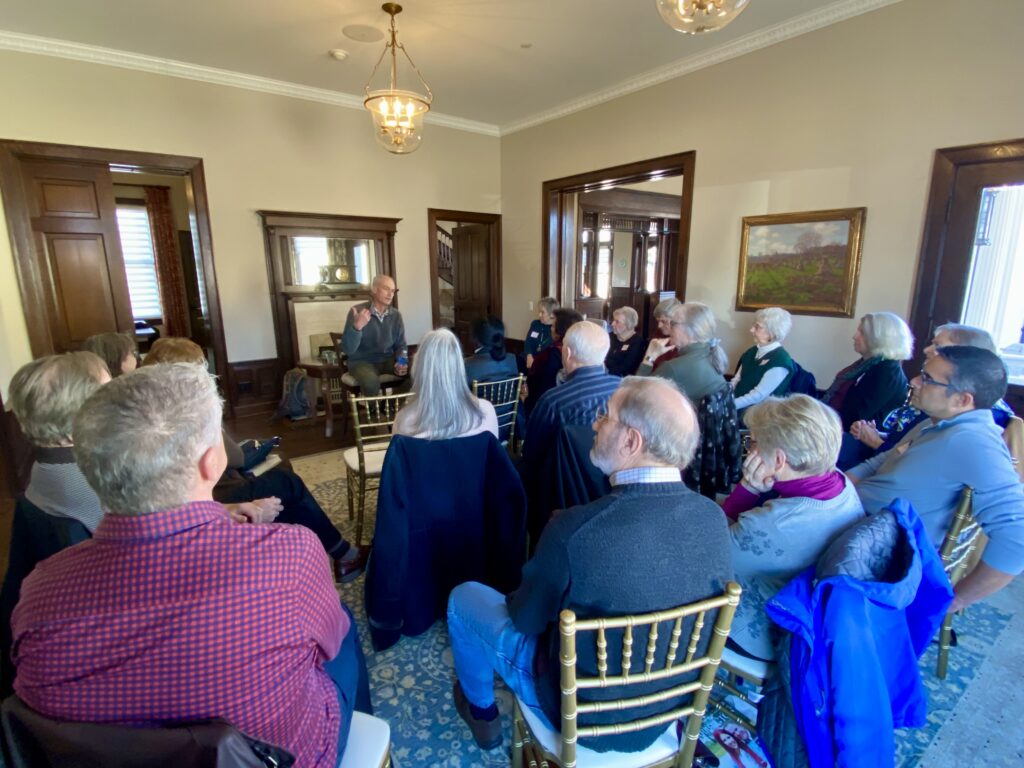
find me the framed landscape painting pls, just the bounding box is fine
[735,207,866,317]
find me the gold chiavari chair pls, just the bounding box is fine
[511,582,742,768]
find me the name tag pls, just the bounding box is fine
[530,331,540,338]
[621,344,629,351]
[759,358,770,366]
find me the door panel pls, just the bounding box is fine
[48,235,121,345]
[452,223,490,349]
[19,160,133,351]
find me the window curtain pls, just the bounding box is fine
[144,186,191,338]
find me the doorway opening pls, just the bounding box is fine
[542,152,695,337]
[910,137,1024,412]
[426,209,501,351]
[0,140,229,410]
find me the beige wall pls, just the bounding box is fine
[112,171,191,230]
[0,51,500,396]
[500,0,1024,382]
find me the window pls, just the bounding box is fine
[115,205,162,320]
[961,184,1024,384]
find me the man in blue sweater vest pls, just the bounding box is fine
[447,376,733,753]
[340,274,410,396]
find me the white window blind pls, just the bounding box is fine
[116,205,163,320]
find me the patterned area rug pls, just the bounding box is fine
[292,450,1011,768]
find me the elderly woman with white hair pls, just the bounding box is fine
[394,328,498,439]
[605,306,646,377]
[8,352,112,533]
[647,302,742,497]
[821,311,913,432]
[722,395,865,661]
[731,307,796,410]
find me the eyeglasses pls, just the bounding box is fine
[594,405,621,425]
[917,370,959,391]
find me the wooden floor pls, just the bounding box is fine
[224,411,354,461]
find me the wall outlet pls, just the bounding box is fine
[528,301,534,310]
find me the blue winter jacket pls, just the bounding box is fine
[765,498,953,768]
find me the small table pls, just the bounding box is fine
[297,358,345,438]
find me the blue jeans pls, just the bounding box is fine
[446,581,550,726]
[323,605,373,762]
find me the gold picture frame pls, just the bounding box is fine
[735,207,866,318]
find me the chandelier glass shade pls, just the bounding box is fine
[655,0,751,35]
[363,4,432,154]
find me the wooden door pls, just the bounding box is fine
[910,140,1024,413]
[18,159,133,351]
[452,223,491,349]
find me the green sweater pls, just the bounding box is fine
[649,341,728,402]
[733,345,795,399]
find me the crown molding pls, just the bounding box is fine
[499,0,905,135]
[0,30,500,138]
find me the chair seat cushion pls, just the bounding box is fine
[518,698,679,767]
[343,445,389,474]
[338,711,390,768]
[721,647,771,682]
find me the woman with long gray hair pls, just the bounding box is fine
[394,328,498,439]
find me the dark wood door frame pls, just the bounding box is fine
[426,209,502,329]
[0,139,231,412]
[909,137,1024,413]
[542,151,696,305]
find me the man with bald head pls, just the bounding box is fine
[447,377,733,752]
[520,320,621,476]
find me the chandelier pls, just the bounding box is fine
[363,3,432,154]
[656,0,751,35]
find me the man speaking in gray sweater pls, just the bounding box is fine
[446,376,734,753]
[341,274,410,395]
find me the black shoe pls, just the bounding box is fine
[453,680,502,750]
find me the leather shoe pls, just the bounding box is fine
[333,545,369,583]
[453,680,502,750]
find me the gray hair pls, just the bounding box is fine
[860,312,913,360]
[653,296,681,319]
[372,274,395,289]
[564,321,611,366]
[613,306,639,332]
[670,302,728,374]
[73,363,223,515]
[404,328,486,440]
[754,307,793,343]
[538,296,559,314]
[8,352,110,447]
[743,395,842,476]
[934,323,996,353]
[616,377,699,469]
[83,332,138,377]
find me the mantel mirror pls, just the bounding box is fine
[259,211,400,369]
[285,233,379,289]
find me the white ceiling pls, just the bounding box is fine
[0,0,903,134]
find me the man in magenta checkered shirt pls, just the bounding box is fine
[11,362,365,767]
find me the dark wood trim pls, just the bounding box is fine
[542,152,696,304]
[426,208,502,329]
[0,139,232,416]
[909,137,1024,405]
